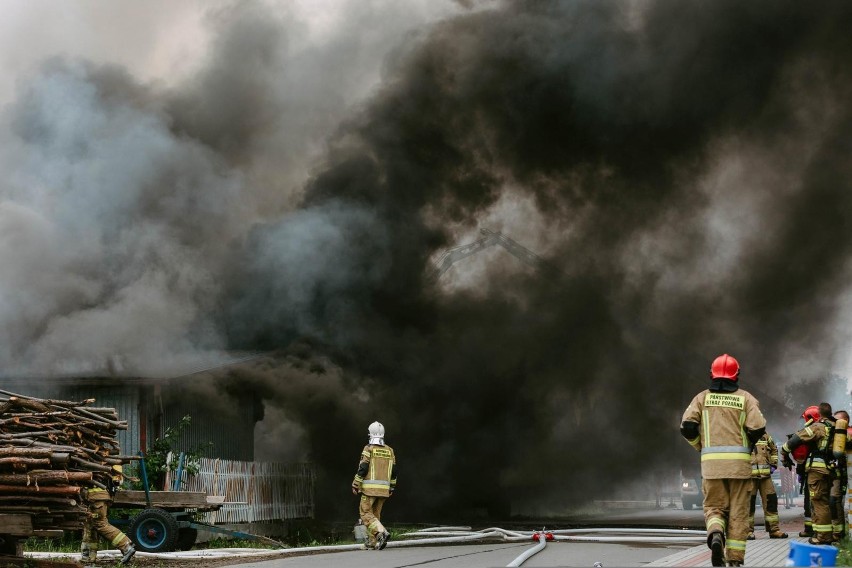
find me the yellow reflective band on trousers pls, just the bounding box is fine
[707,518,727,531]
[727,539,747,551]
[111,532,128,546]
[765,514,779,522]
[813,524,832,533]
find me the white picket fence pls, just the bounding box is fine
[164,456,315,523]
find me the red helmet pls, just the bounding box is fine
[792,445,809,463]
[802,405,820,422]
[710,354,740,381]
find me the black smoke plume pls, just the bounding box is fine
[3,1,852,520]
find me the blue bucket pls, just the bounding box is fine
[787,541,838,567]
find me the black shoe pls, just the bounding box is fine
[769,531,788,539]
[376,531,390,550]
[710,532,725,567]
[799,530,813,537]
[120,545,136,565]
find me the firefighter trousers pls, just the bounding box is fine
[748,477,782,535]
[358,494,387,546]
[82,499,132,554]
[808,470,832,544]
[830,476,847,540]
[702,478,752,564]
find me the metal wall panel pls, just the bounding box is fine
[162,396,256,461]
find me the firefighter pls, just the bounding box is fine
[80,465,136,564]
[746,432,787,539]
[681,354,766,567]
[782,403,835,545]
[830,409,849,542]
[351,421,397,550]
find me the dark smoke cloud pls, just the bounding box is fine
[4,0,852,520]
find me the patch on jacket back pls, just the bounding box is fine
[704,393,745,410]
[372,448,393,459]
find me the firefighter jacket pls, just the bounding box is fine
[783,419,832,475]
[751,433,778,478]
[352,444,397,498]
[681,387,766,479]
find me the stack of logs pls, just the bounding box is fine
[0,390,136,530]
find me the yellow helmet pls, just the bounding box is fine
[111,464,123,474]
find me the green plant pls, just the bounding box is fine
[135,415,211,490]
[837,538,852,566]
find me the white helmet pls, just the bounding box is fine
[368,421,385,445]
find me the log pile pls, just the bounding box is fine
[0,389,136,530]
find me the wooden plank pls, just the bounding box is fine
[0,513,33,536]
[112,490,209,508]
[31,530,64,538]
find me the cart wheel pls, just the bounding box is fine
[177,528,198,551]
[129,508,179,552]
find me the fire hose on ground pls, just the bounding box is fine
[24,526,707,566]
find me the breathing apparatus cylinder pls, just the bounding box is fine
[833,418,848,459]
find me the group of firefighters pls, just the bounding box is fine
[681,353,849,567]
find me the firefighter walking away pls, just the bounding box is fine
[80,465,136,564]
[352,421,397,550]
[681,354,766,567]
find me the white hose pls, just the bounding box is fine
[23,525,706,562]
[507,532,547,568]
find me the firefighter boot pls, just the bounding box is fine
[799,527,813,538]
[727,562,743,567]
[80,543,96,564]
[119,543,136,565]
[769,530,788,538]
[708,532,725,567]
[746,532,755,540]
[375,531,391,551]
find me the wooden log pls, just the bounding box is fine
[0,472,92,486]
[0,448,52,459]
[0,485,80,496]
[68,456,111,472]
[0,458,51,467]
[0,430,63,439]
[0,496,77,506]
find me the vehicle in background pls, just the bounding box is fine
[681,475,702,510]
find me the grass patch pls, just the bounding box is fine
[836,539,852,566]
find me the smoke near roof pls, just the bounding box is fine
[3,0,852,518]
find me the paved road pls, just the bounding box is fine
[219,499,806,568]
[221,540,693,568]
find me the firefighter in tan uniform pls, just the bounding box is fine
[829,410,849,542]
[681,354,766,567]
[746,433,786,539]
[80,465,136,564]
[351,421,397,550]
[782,403,836,545]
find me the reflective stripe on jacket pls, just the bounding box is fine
[353,444,397,497]
[681,388,766,479]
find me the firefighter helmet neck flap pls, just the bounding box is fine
[368,421,385,445]
[709,353,740,392]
